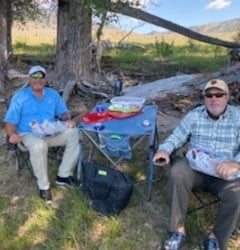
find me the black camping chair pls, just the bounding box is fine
[6,138,64,175]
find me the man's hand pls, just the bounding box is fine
[5,123,22,144]
[60,112,76,128]
[8,133,22,144]
[152,151,170,165]
[215,161,240,179]
[66,120,76,128]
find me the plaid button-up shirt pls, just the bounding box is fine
[158,105,240,162]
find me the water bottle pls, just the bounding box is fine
[114,79,123,96]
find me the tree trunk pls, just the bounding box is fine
[53,0,240,97]
[108,2,240,49]
[123,65,240,100]
[0,0,8,93]
[55,0,94,92]
[6,0,13,54]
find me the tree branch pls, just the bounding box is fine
[108,2,240,49]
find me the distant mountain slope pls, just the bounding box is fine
[191,18,240,33]
[146,18,240,36]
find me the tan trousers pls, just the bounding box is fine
[21,128,80,190]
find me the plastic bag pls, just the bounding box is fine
[29,119,67,137]
[98,134,132,159]
[186,148,240,180]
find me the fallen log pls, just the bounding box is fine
[123,65,240,100]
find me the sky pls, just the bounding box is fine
[115,0,240,34]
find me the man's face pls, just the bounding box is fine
[204,87,229,116]
[28,71,47,91]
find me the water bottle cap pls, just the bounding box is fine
[94,123,105,131]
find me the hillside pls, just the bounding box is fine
[12,17,240,46]
[191,18,240,33]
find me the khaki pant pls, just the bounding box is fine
[167,158,240,250]
[21,128,81,190]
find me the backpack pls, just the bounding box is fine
[81,161,134,216]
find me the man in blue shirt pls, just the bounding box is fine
[153,79,240,250]
[4,65,80,204]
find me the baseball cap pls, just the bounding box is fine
[203,79,229,94]
[28,65,46,76]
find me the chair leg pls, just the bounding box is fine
[188,191,219,218]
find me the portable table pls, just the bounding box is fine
[78,103,158,200]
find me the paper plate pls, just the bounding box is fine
[82,110,142,123]
[108,105,141,113]
[82,111,113,124]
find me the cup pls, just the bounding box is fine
[94,123,105,131]
[96,105,105,112]
[142,119,151,127]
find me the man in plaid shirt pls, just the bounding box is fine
[153,79,240,250]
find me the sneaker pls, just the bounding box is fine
[163,232,186,250]
[39,189,52,205]
[55,176,76,188]
[204,237,220,250]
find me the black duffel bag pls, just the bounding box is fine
[81,161,134,216]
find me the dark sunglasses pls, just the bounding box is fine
[31,72,45,79]
[204,93,226,98]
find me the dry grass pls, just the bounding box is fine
[12,21,237,46]
[12,22,56,46]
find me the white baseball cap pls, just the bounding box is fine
[203,79,229,94]
[28,65,46,76]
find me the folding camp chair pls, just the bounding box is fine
[7,139,64,175]
[158,149,220,218]
[187,190,220,218]
[7,141,31,172]
[165,147,220,217]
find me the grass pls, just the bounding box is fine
[1,134,239,250]
[12,21,235,75]
[0,144,168,250]
[12,41,228,78]
[14,42,55,56]
[105,42,229,74]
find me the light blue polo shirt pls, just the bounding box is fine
[4,86,69,133]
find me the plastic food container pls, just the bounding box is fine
[109,96,145,112]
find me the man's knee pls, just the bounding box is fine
[228,189,240,206]
[66,128,80,142]
[169,159,189,179]
[30,139,48,153]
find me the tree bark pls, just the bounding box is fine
[55,0,94,91]
[0,0,8,93]
[6,0,12,54]
[108,2,240,49]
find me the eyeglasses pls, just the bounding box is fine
[204,93,226,98]
[30,72,45,79]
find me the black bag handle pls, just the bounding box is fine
[91,165,117,199]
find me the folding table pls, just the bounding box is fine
[78,102,158,200]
